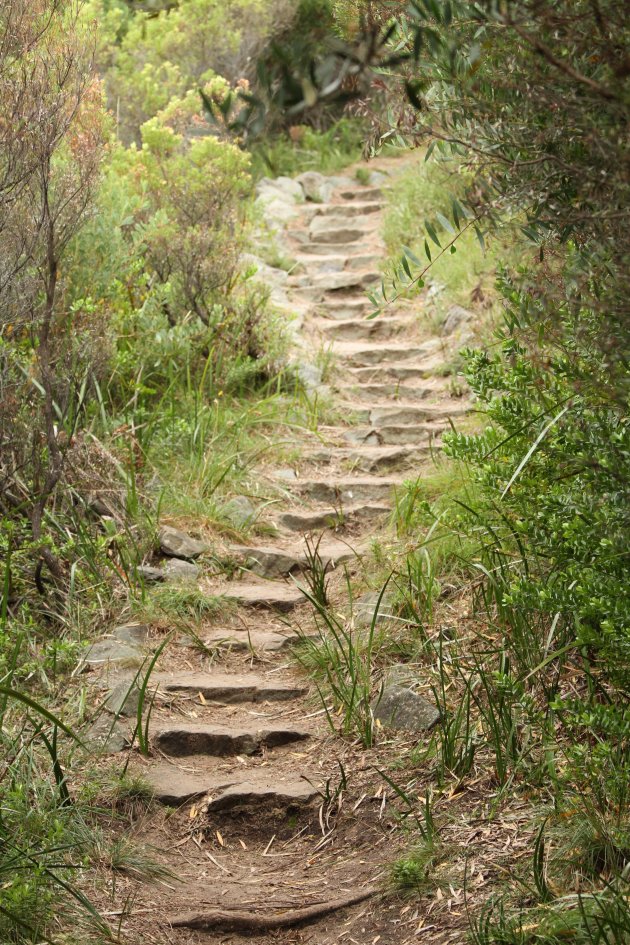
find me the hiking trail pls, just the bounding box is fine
[87,156,471,944]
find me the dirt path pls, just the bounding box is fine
[89,161,469,944]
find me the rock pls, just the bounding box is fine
[368,170,388,186]
[222,496,255,529]
[441,304,473,336]
[203,629,305,653]
[308,219,364,244]
[206,778,318,813]
[295,476,400,504]
[231,545,301,579]
[113,624,149,645]
[154,722,310,757]
[255,195,299,230]
[290,361,324,394]
[372,671,440,732]
[354,592,395,628]
[136,565,165,584]
[216,581,305,612]
[87,716,130,753]
[85,638,144,667]
[256,176,304,202]
[273,468,298,482]
[241,253,289,290]
[297,171,334,203]
[163,558,200,582]
[105,679,142,717]
[278,504,390,533]
[159,525,208,560]
[157,671,307,703]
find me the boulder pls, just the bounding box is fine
[113,624,149,645]
[163,558,200,582]
[136,565,165,584]
[372,676,440,733]
[159,525,208,560]
[222,496,255,529]
[85,638,143,667]
[105,679,141,717]
[441,304,473,336]
[256,176,304,202]
[297,171,334,203]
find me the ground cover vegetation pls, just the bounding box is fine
[273,2,630,941]
[0,0,366,939]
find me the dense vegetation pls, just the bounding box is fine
[1,0,629,942]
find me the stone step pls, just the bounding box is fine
[348,356,450,382]
[308,215,379,245]
[319,316,408,342]
[317,298,374,320]
[334,341,439,367]
[339,186,382,201]
[334,381,450,404]
[315,201,381,218]
[277,503,391,532]
[307,444,433,473]
[207,581,304,612]
[294,252,381,277]
[145,765,319,809]
[297,241,372,257]
[343,423,448,447]
[154,722,310,758]
[293,477,402,504]
[207,778,319,813]
[202,628,305,652]
[230,541,359,578]
[338,401,469,426]
[156,672,307,704]
[348,354,448,384]
[289,270,379,294]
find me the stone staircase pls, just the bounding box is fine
[87,163,470,941]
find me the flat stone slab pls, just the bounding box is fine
[343,423,446,447]
[146,767,232,805]
[146,766,318,809]
[214,581,304,612]
[154,722,310,757]
[202,629,304,652]
[336,343,434,367]
[206,778,318,813]
[316,201,381,218]
[278,503,390,532]
[295,477,401,504]
[230,545,302,578]
[367,402,469,425]
[229,542,358,577]
[320,317,407,342]
[156,671,307,703]
[308,445,431,474]
[113,624,149,645]
[85,639,144,667]
[159,525,208,560]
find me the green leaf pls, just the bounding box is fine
[436,211,456,235]
[425,219,442,246]
[474,224,485,252]
[424,238,432,261]
[402,244,422,266]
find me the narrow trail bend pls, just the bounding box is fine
[94,159,470,945]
